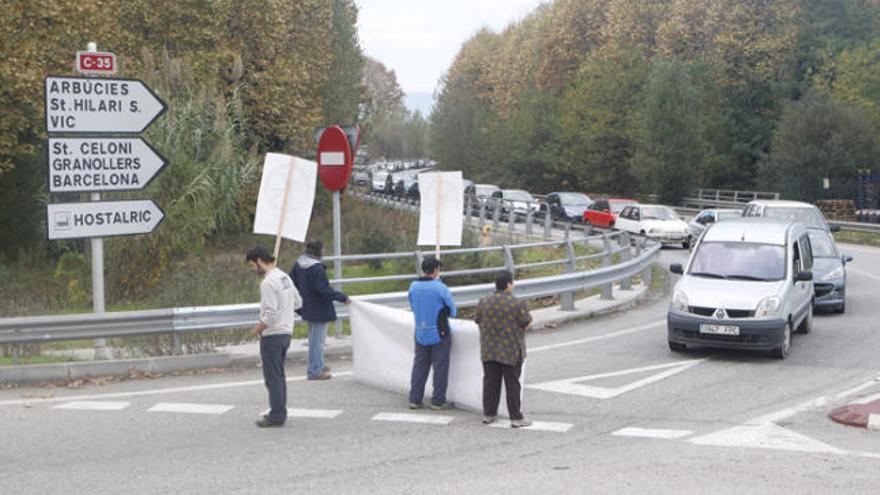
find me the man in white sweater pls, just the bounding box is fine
[246,246,302,427]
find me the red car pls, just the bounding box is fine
[583,198,638,228]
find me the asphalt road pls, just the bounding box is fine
[2,244,879,494]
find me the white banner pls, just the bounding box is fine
[350,299,522,417]
[253,154,317,243]
[417,171,464,247]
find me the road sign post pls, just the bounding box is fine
[45,43,167,359]
[317,125,359,338]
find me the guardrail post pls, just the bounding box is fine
[479,202,486,228]
[564,221,572,240]
[560,240,577,311]
[601,234,613,300]
[492,200,501,229]
[733,191,739,203]
[620,231,631,248]
[623,237,638,291]
[503,245,516,278]
[172,331,182,355]
[508,204,516,232]
[526,207,534,235]
[464,195,472,225]
[543,206,552,239]
[11,344,20,366]
[415,251,424,277]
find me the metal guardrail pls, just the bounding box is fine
[0,226,659,354]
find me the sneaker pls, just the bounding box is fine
[408,402,424,410]
[510,419,532,429]
[429,402,454,411]
[255,418,285,428]
[307,371,332,381]
[323,366,331,373]
[482,416,497,425]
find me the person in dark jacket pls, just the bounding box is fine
[475,271,532,428]
[290,239,349,380]
[407,257,457,410]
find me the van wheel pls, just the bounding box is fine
[835,301,846,314]
[682,237,691,250]
[668,341,686,353]
[771,322,792,359]
[797,306,813,334]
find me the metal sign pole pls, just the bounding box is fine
[333,190,343,338]
[85,41,110,360]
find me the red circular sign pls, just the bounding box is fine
[317,126,353,191]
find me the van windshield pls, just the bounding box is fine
[688,242,786,281]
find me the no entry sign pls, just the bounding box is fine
[317,126,356,191]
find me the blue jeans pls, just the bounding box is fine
[408,334,451,406]
[306,321,329,378]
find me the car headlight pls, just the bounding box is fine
[755,296,781,318]
[821,266,844,282]
[672,290,689,313]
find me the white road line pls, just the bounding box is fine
[488,421,573,433]
[0,371,354,407]
[853,393,880,405]
[748,375,880,426]
[689,423,843,454]
[848,267,880,283]
[261,408,342,419]
[371,412,454,425]
[530,320,665,353]
[527,359,706,399]
[148,403,234,415]
[612,427,693,439]
[52,401,130,411]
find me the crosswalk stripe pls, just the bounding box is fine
[488,420,573,433]
[260,408,343,419]
[148,403,234,415]
[371,412,454,425]
[52,401,130,411]
[612,427,693,439]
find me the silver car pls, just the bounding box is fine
[688,208,742,243]
[668,219,815,359]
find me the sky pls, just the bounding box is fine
[357,0,547,98]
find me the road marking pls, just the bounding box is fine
[868,415,880,431]
[488,421,573,433]
[260,408,343,419]
[689,423,843,454]
[848,267,880,283]
[530,320,665,353]
[371,412,454,425]
[0,371,354,407]
[52,401,130,411]
[853,393,880,405]
[527,359,706,399]
[612,427,693,439]
[148,402,234,415]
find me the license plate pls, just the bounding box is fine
[700,324,740,336]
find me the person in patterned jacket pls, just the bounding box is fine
[474,271,533,428]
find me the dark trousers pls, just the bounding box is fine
[408,335,451,406]
[260,334,291,423]
[482,360,523,420]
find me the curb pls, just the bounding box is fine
[829,399,880,430]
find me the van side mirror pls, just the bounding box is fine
[670,263,684,275]
[830,225,841,233]
[796,271,813,282]
[843,255,853,264]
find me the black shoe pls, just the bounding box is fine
[255,418,285,428]
[408,402,424,410]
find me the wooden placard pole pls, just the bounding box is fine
[273,158,295,261]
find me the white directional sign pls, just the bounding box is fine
[47,200,165,240]
[45,76,166,133]
[48,137,167,192]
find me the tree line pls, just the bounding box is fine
[430,0,880,204]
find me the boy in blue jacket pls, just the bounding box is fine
[408,257,457,410]
[290,239,350,380]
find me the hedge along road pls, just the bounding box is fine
[1,245,879,494]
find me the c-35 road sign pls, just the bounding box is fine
[48,137,167,193]
[47,199,165,240]
[45,76,166,134]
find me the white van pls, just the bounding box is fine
[667,218,815,359]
